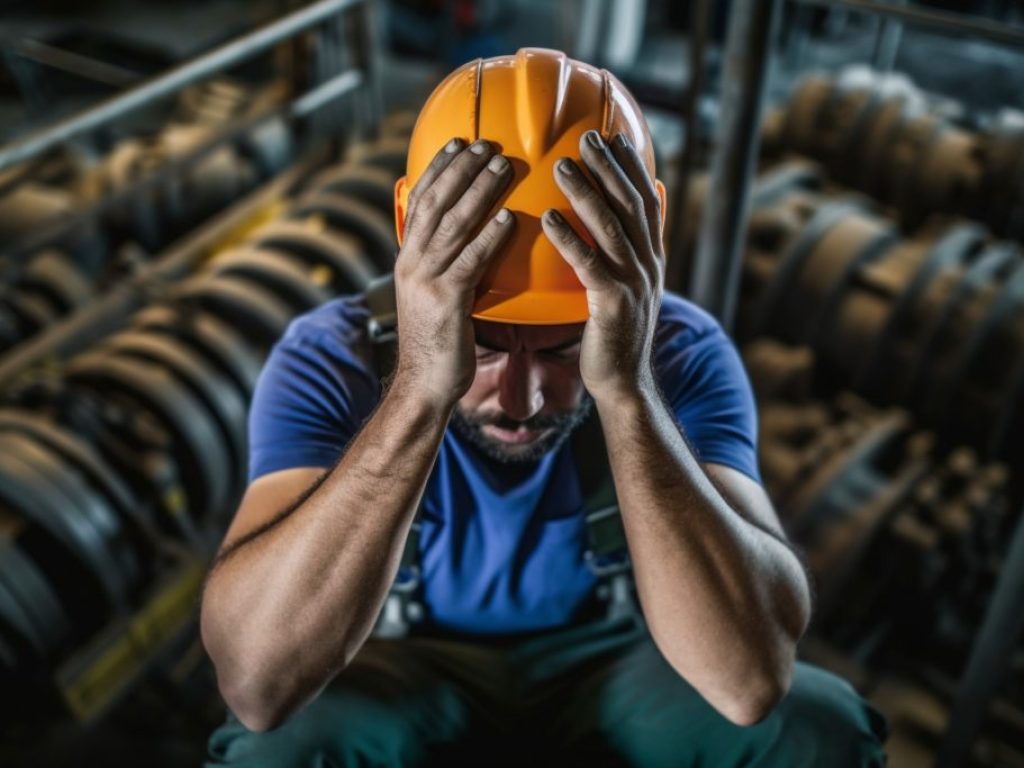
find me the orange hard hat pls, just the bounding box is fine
[394,47,667,325]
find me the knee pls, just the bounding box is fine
[207,680,470,767]
[763,662,890,768]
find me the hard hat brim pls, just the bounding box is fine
[472,287,589,325]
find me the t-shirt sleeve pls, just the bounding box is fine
[655,325,763,485]
[246,324,380,483]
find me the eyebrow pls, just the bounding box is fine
[475,334,583,353]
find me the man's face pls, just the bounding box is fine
[451,319,592,463]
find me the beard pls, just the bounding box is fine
[450,392,595,464]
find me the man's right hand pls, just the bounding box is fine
[392,138,515,409]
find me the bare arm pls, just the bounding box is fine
[594,387,811,726]
[200,135,515,732]
[540,130,809,727]
[200,380,452,732]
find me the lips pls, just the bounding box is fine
[482,425,552,444]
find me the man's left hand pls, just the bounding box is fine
[540,129,664,401]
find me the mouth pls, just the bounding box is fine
[481,425,553,444]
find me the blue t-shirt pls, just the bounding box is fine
[247,291,762,636]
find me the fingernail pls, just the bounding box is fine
[487,154,507,173]
[586,130,604,149]
[557,159,575,176]
[544,209,563,224]
[495,208,510,223]
[445,138,460,153]
[470,140,489,155]
[614,133,629,148]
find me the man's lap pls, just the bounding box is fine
[206,615,889,767]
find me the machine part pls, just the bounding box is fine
[881,228,988,405]
[208,248,333,312]
[0,410,163,565]
[854,223,986,401]
[93,332,249,507]
[911,243,1021,423]
[236,116,293,177]
[858,89,927,203]
[794,209,898,351]
[0,432,140,605]
[940,258,1024,456]
[749,199,868,342]
[304,163,397,215]
[64,353,231,523]
[0,438,123,636]
[169,273,296,351]
[348,136,409,178]
[790,413,933,625]
[0,510,71,660]
[0,564,44,664]
[16,250,93,315]
[290,191,397,272]
[2,290,61,338]
[130,305,263,402]
[780,76,834,158]
[246,220,377,293]
[882,111,945,227]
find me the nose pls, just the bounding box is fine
[497,352,544,422]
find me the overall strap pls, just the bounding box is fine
[364,272,398,390]
[570,412,637,622]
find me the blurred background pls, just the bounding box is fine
[0,0,1023,765]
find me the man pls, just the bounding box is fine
[200,49,890,766]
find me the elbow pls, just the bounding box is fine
[219,674,293,733]
[200,601,295,733]
[720,683,787,727]
[720,660,794,727]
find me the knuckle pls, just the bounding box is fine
[628,193,646,221]
[436,209,461,237]
[602,217,624,243]
[417,188,440,215]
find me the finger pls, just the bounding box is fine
[540,208,616,291]
[447,207,516,289]
[553,157,634,273]
[426,152,513,273]
[609,132,663,256]
[404,137,464,244]
[405,139,498,248]
[579,130,654,264]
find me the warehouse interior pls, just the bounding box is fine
[1,0,1024,765]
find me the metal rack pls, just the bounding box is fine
[0,0,378,386]
[0,0,380,725]
[687,2,1024,766]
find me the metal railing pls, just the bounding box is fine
[0,0,375,172]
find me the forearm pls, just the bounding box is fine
[594,382,811,725]
[201,372,452,730]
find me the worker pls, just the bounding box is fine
[200,48,890,766]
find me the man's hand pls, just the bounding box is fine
[540,130,664,401]
[393,137,515,408]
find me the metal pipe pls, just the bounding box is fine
[790,0,1024,49]
[935,505,1024,768]
[665,0,710,296]
[15,39,141,89]
[0,0,365,172]
[871,10,904,73]
[0,70,364,264]
[690,0,782,334]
